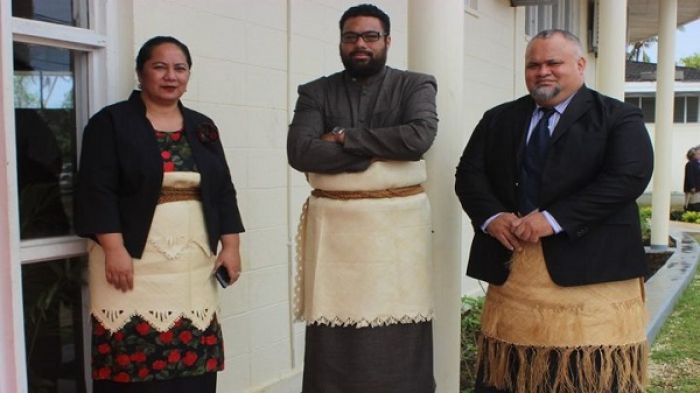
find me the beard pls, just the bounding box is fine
[340,46,388,79]
[530,84,562,103]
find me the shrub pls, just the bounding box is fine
[670,209,684,221]
[639,206,652,244]
[460,296,484,393]
[682,210,700,224]
[639,206,700,236]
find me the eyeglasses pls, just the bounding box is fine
[340,31,387,44]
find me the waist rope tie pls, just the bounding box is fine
[158,186,200,204]
[311,184,424,199]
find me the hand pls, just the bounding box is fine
[215,247,242,286]
[320,132,336,142]
[485,213,522,252]
[104,245,134,292]
[511,211,554,243]
[320,127,345,144]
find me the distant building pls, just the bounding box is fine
[626,61,700,124]
[625,61,700,195]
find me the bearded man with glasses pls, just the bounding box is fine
[287,3,438,393]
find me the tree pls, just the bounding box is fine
[680,53,700,69]
[627,37,657,62]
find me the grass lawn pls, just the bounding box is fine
[647,234,700,392]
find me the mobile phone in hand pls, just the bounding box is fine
[215,265,231,288]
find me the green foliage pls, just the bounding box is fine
[681,210,700,224]
[640,206,652,243]
[647,263,700,392]
[680,53,700,69]
[460,296,484,393]
[670,210,685,221]
[638,206,700,238]
[627,37,657,62]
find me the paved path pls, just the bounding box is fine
[645,221,700,343]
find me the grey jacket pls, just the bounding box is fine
[287,66,438,173]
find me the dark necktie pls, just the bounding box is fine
[529,107,556,159]
[519,108,556,214]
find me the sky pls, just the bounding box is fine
[641,18,700,64]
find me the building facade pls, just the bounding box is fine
[626,61,700,197]
[0,1,698,392]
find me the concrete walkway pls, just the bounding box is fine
[645,221,700,344]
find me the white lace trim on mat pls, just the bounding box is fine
[93,307,217,333]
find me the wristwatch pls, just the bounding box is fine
[331,126,345,136]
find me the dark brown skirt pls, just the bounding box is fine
[302,321,435,393]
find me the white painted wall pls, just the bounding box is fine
[129,1,409,391]
[7,0,685,391]
[459,0,525,297]
[131,1,290,391]
[646,123,700,196]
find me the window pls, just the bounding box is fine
[12,0,88,27]
[10,0,107,391]
[687,96,699,123]
[674,95,700,123]
[525,0,579,36]
[625,93,700,124]
[21,258,87,393]
[674,96,685,123]
[465,0,478,12]
[14,42,82,240]
[624,95,656,123]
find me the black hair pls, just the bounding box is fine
[135,36,192,72]
[339,4,390,35]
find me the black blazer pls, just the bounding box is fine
[684,160,700,193]
[75,91,244,258]
[455,86,653,286]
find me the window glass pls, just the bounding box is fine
[674,96,685,123]
[686,96,699,123]
[12,0,88,28]
[525,0,578,37]
[22,257,87,393]
[14,42,80,239]
[640,96,655,123]
[624,96,639,107]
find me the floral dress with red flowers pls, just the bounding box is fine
[91,129,224,382]
[155,130,196,172]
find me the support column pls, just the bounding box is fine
[408,1,463,392]
[651,0,677,248]
[595,0,627,99]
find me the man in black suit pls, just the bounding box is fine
[455,30,653,393]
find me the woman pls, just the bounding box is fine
[75,36,244,393]
[684,147,700,211]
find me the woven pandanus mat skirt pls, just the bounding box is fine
[477,243,648,393]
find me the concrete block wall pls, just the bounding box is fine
[130,0,408,391]
[133,1,291,391]
[459,0,523,296]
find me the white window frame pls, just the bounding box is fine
[464,0,479,17]
[12,4,107,264]
[1,1,109,391]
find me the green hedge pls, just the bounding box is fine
[639,206,698,243]
[460,296,484,393]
